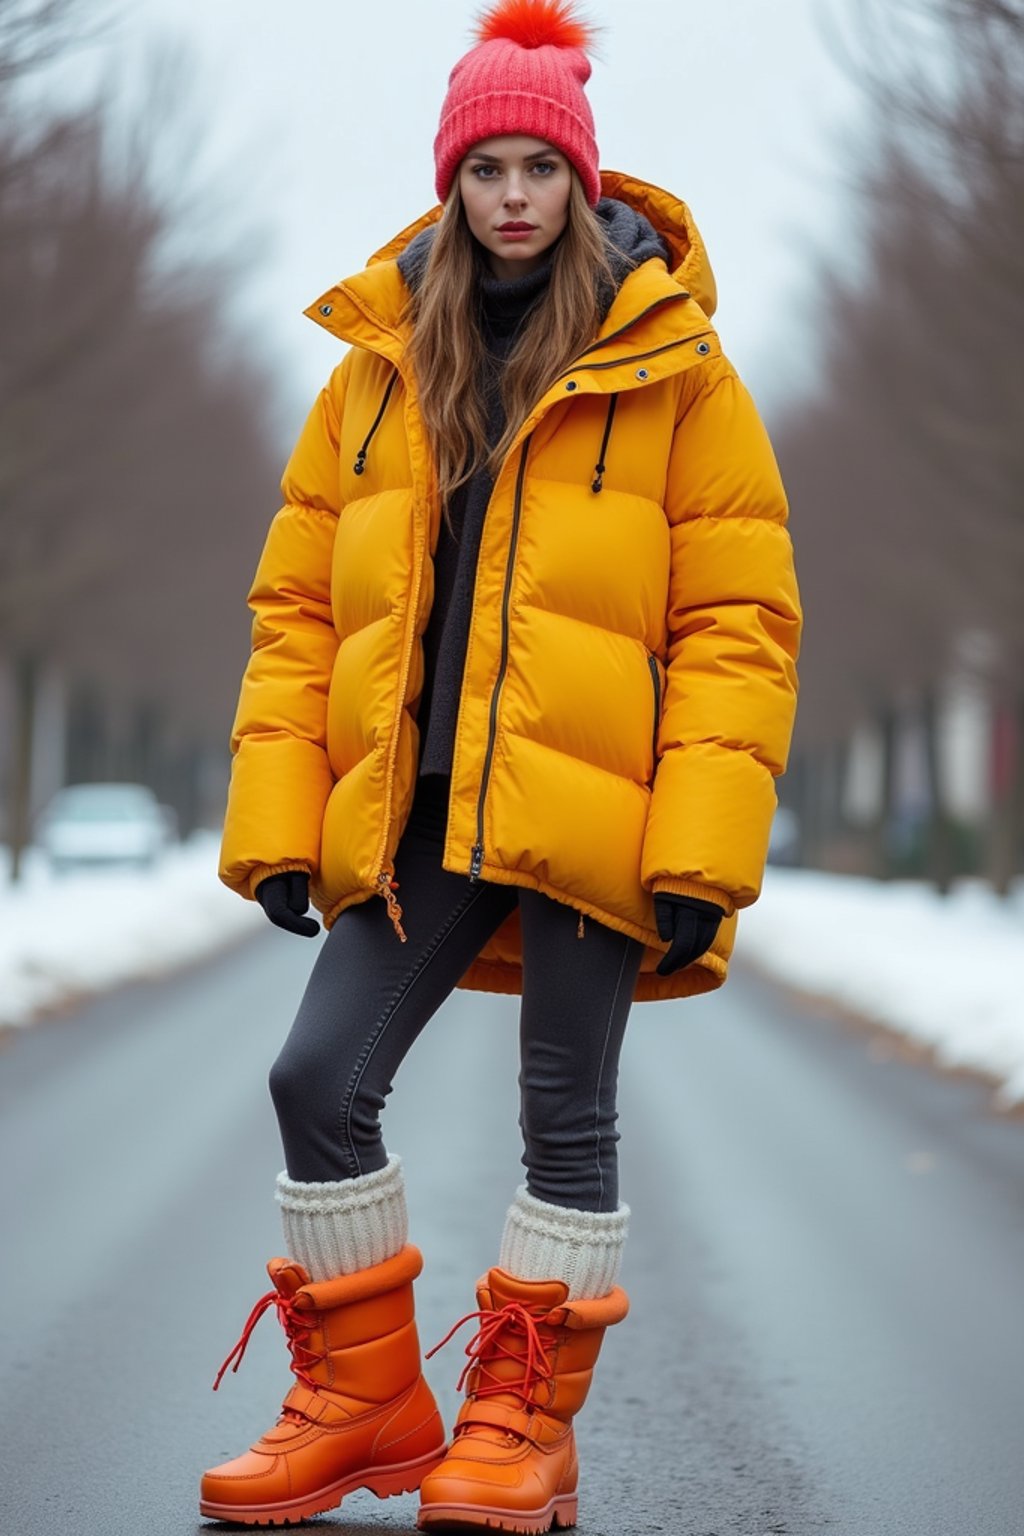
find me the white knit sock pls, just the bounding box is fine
[274,1154,408,1282]
[498,1184,629,1301]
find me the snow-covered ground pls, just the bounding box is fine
[2,844,1022,1111]
[741,868,1024,1110]
[0,833,262,1028]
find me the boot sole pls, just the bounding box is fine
[416,1494,579,1533]
[199,1443,448,1526]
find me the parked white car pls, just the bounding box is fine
[36,783,171,873]
[767,804,801,866]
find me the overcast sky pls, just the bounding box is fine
[87,0,866,429]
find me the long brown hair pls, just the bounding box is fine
[404,170,626,527]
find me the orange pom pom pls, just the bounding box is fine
[475,0,596,53]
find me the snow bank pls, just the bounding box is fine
[0,834,262,1028]
[741,868,1024,1108]
[3,841,1022,1111]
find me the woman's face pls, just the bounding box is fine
[458,135,572,280]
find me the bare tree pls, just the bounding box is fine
[780,0,1024,884]
[0,11,283,874]
[0,0,113,85]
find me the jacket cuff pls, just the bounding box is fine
[247,861,312,900]
[648,876,735,917]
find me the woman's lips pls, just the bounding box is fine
[497,224,537,241]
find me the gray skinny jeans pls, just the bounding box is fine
[268,770,645,1212]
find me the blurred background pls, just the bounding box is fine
[1,0,1020,887]
[1,0,1021,1064]
[3,7,1024,1534]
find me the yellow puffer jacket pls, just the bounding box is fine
[219,171,801,1002]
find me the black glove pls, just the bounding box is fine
[654,893,724,976]
[255,871,320,938]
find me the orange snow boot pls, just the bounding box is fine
[200,1242,447,1527]
[417,1266,629,1534]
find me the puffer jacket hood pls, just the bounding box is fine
[306,172,719,503]
[219,171,799,1003]
[320,171,717,361]
[356,170,714,323]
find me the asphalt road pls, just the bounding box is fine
[2,925,1023,1536]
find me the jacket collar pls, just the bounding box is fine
[305,170,717,375]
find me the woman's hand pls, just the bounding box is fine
[255,872,320,938]
[653,894,723,976]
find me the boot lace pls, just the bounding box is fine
[426,1301,556,1407]
[211,1288,322,1404]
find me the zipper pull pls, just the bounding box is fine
[469,843,483,882]
[377,869,407,942]
[577,912,585,939]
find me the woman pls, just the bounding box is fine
[202,2,802,1530]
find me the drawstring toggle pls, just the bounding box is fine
[352,369,399,479]
[590,392,619,496]
[377,869,408,943]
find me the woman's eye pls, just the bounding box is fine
[471,161,557,178]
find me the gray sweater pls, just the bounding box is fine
[396,198,670,783]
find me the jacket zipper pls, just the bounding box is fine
[366,364,418,943]
[570,328,713,380]
[464,320,708,883]
[565,293,692,370]
[469,435,533,881]
[647,650,662,779]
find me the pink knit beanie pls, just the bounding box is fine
[434,0,601,208]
